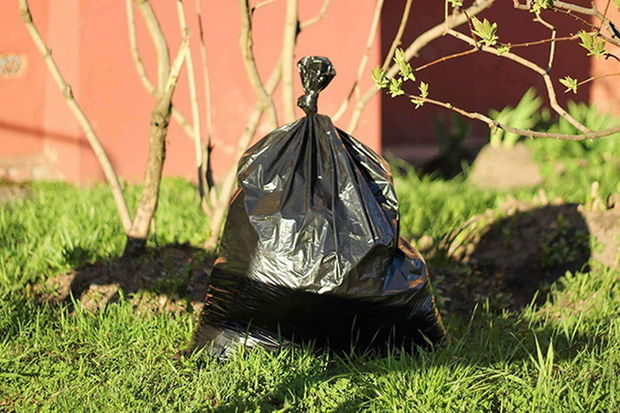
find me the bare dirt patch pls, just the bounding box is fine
[433,197,618,314]
[36,244,214,314]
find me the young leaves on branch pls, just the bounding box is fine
[372,48,428,109]
[389,77,404,97]
[560,76,578,94]
[395,48,416,81]
[530,0,552,14]
[371,49,416,97]
[496,44,511,55]
[577,31,606,57]
[371,66,389,89]
[411,82,429,109]
[471,17,498,47]
[447,0,463,8]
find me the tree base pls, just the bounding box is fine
[123,236,147,259]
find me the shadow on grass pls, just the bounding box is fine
[431,203,591,315]
[38,243,215,314]
[191,205,596,411]
[26,204,600,410]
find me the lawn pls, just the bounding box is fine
[1,134,619,412]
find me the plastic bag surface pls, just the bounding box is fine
[198,56,446,356]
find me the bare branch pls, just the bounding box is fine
[415,48,477,72]
[598,0,613,34]
[125,0,194,138]
[332,0,384,121]
[578,71,620,87]
[300,0,332,29]
[195,0,216,203]
[381,0,414,71]
[125,0,154,95]
[281,0,299,124]
[176,0,205,198]
[504,35,578,49]
[239,0,278,129]
[19,0,132,232]
[534,14,556,71]
[407,94,620,141]
[251,0,279,12]
[134,0,171,91]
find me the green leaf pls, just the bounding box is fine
[394,47,407,65]
[559,76,579,94]
[419,81,429,98]
[447,0,463,7]
[410,82,429,109]
[577,31,606,57]
[389,77,404,97]
[471,17,499,47]
[496,44,511,55]
[371,66,388,89]
[531,0,552,14]
[393,48,416,81]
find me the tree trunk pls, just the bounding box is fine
[123,97,172,257]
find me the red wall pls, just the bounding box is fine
[1,0,381,184]
[2,1,618,183]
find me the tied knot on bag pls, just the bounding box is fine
[297,56,336,115]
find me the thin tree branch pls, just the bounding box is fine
[125,0,194,138]
[534,14,556,72]
[134,0,171,91]
[407,94,620,141]
[578,71,620,86]
[414,48,477,72]
[347,0,496,133]
[516,0,620,47]
[19,0,132,232]
[125,0,153,95]
[195,0,214,143]
[281,0,299,123]
[300,0,332,29]
[381,0,414,71]
[553,8,598,31]
[239,0,278,129]
[195,0,217,207]
[176,0,205,198]
[447,29,589,133]
[598,0,613,34]
[504,35,577,49]
[252,0,279,12]
[332,0,384,121]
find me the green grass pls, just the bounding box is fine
[1,135,619,411]
[0,178,207,290]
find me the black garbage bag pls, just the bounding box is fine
[197,56,446,356]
